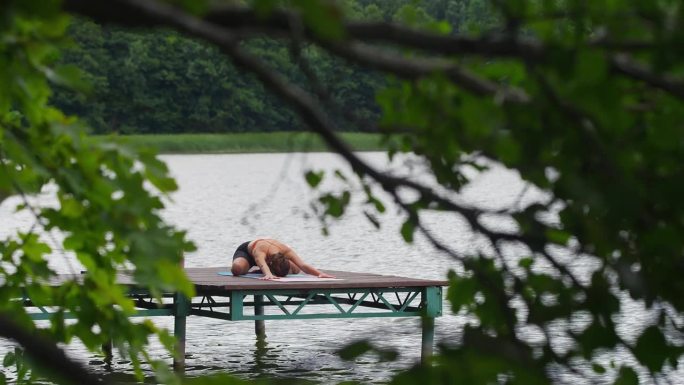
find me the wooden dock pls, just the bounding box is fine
[27,267,448,372]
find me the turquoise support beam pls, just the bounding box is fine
[230,291,244,320]
[424,286,443,317]
[421,286,442,364]
[197,310,423,321]
[187,287,429,320]
[173,293,190,374]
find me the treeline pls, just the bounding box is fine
[52,0,492,134]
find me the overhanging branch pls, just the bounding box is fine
[0,313,105,385]
[610,54,684,99]
[321,40,530,103]
[200,5,684,102]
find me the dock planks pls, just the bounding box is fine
[185,267,448,291]
[45,267,447,291]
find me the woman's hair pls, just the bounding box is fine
[266,252,290,277]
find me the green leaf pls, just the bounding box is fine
[168,0,209,15]
[545,229,571,246]
[60,198,84,218]
[613,366,638,385]
[253,0,279,16]
[338,340,372,360]
[45,64,92,93]
[21,236,51,262]
[574,51,608,86]
[376,347,399,362]
[367,195,386,213]
[592,362,606,374]
[447,273,478,314]
[494,134,521,165]
[576,320,618,358]
[518,257,533,269]
[334,169,347,182]
[305,170,324,188]
[157,329,176,353]
[292,0,345,40]
[318,191,350,218]
[150,359,180,385]
[3,351,15,367]
[634,326,670,372]
[400,219,415,243]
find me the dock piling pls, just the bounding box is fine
[254,294,266,339]
[421,316,435,364]
[173,293,190,373]
[102,338,113,369]
[421,286,442,365]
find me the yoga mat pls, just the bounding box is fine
[217,272,342,281]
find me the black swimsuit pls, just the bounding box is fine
[232,241,256,267]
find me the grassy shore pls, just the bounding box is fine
[93,132,386,154]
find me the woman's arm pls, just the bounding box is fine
[253,251,279,280]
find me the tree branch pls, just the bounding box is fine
[203,7,652,58]
[0,313,105,385]
[320,40,530,103]
[610,54,684,99]
[203,6,684,102]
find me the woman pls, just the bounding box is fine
[231,239,335,280]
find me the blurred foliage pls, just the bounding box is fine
[0,0,194,383]
[2,0,684,384]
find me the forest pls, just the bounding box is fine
[52,0,493,134]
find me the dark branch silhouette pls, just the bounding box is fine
[0,313,105,385]
[610,54,684,99]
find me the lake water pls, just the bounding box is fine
[0,152,678,384]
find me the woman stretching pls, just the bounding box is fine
[231,239,335,280]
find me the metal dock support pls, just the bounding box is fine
[173,292,190,373]
[22,267,446,373]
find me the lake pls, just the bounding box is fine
[0,152,674,384]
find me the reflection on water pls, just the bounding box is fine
[1,152,675,383]
[253,336,270,372]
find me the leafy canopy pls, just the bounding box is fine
[0,1,194,383]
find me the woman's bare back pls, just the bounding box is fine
[248,238,292,255]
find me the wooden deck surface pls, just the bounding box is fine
[186,267,448,290]
[47,267,448,291]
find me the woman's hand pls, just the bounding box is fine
[259,274,280,280]
[318,272,336,279]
